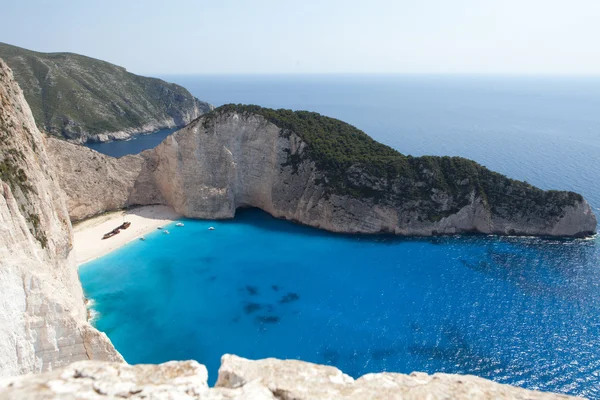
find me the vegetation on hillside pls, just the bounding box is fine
[205,104,582,219]
[0,42,211,141]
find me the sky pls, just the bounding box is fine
[1,0,600,75]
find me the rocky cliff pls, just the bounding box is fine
[0,59,122,377]
[0,42,212,143]
[45,138,162,222]
[0,355,580,399]
[48,106,597,237]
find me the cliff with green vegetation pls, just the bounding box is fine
[205,105,588,228]
[48,104,597,237]
[0,42,211,143]
[153,104,595,237]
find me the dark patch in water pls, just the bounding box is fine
[207,275,217,282]
[193,266,210,275]
[256,316,280,324]
[410,322,423,332]
[460,259,492,273]
[272,285,280,292]
[370,347,399,361]
[246,285,259,296]
[279,292,300,304]
[244,302,263,314]
[321,349,340,365]
[200,256,216,264]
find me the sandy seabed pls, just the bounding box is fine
[73,205,180,265]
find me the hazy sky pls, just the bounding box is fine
[2,0,599,75]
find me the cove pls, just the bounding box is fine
[85,127,179,158]
[79,208,600,396]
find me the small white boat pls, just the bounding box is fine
[176,222,184,227]
[163,230,170,234]
[139,236,146,241]
[208,226,215,230]
[157,226,163,230]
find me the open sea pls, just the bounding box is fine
[82,75,600,397]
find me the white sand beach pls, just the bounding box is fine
[73,205,180,265]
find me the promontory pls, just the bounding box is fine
[48,104,597,237]
[0,42,211,143]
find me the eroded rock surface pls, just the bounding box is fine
[45,138,161,222]
[0,356,581,399]
[0,59,122,377]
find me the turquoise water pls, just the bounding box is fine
[81,76,600,397]
[81,210,600,396]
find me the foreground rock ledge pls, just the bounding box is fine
[0,355,581,399]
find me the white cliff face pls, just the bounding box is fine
[0,60,122,377]
[0,356,580,399]
[45,138,162,222]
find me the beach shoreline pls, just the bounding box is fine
[73,205,180,265]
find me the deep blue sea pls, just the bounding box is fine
[81,75,600,397]
[86,127,179,158]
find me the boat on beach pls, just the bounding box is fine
[102,229,120,240]
[101,221,131,239]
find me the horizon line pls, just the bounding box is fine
[150,71,600,78]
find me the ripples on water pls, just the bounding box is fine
[80,210,600,397]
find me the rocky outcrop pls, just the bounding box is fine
[47,108,597,237]
[0,355,580,399]
[150,109,596,237]
[0,42,212,143]
[45,138,162,222]
[0,59,122,377]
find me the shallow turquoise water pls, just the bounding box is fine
[80,209,600,396]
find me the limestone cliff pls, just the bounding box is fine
[47,106,597,237]
[0,59,122,377]
[0,355,580,399]
[45,138,162,222]
[0,42,212,143]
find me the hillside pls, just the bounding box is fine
[0,42,211,143]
